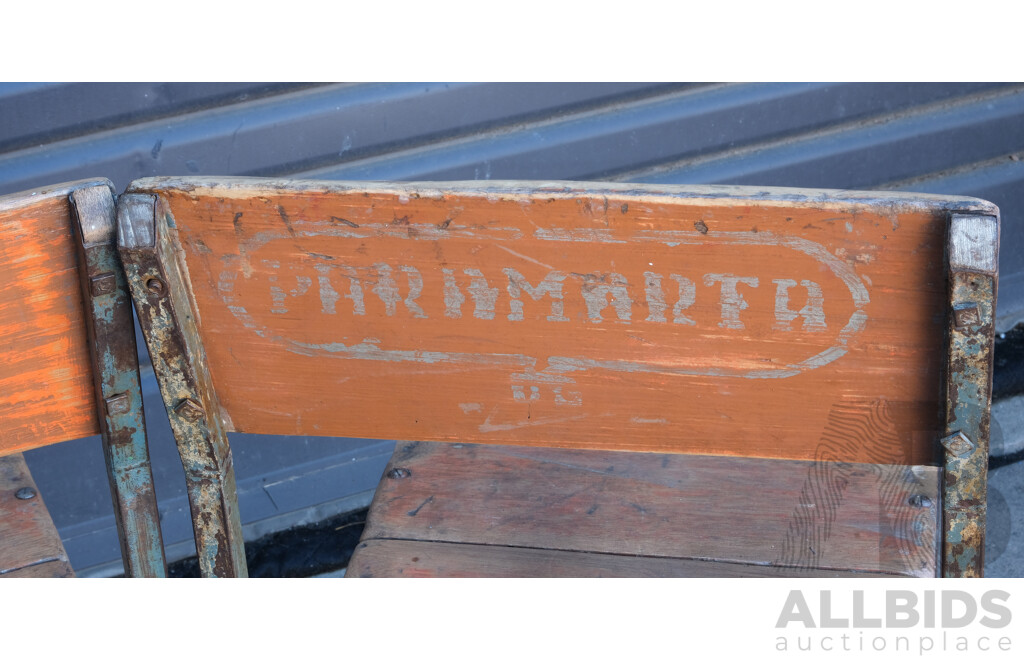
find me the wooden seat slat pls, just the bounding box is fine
[354,441,940,577]
[348,539,899,578]
[0,454,74,578]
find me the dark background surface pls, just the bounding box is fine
[4,82,1022,575]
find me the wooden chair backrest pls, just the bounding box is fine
[0,181,109,455]
[0,179,166,577]
[120,178,998,463]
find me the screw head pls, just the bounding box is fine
[909,494,933,508]
[145,277,166,296]
[174,398,205,422]
[15,487,36,500]
[386,467,412,480]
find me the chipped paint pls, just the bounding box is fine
[942,214,999,577]
[70,184,167,578]
[123,177,1000,220]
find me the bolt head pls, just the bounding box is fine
[15,487,36,500]
[90,273,117,297]
[174,398,205,422]
[941,431,976,458]
[104,393,130,416]
[954,303,982,328]
[145,277,166,296]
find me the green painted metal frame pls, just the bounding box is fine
[941,213,999,577]
[116,193,247,578]
[69,182,167,577]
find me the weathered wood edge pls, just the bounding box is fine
[69,186,167,578]
[942,213,1000,577]
[0,179,115,214]
[124,176,998,216]
[116,193,247,578]
[0,561,75,578]
[346,539,906,578]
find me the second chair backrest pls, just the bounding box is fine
[116,176,998,577]
[0,179,166,577]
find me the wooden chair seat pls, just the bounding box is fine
[0,454,73,578]
[347,441,940,577]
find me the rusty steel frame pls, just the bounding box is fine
[942,213,999,577]
[116,193,247,578]
[69,183,167,577]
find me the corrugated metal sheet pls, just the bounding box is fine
[7,82,1022,574]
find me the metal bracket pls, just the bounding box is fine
[117,193,248,578]
[69,183,167,578]
[941,213,999,577]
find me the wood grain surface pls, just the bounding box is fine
[357,441,941,577]
[347,539,896,578]
[0,182,106,456]
[128,177,996,464]
[0,454,74,578]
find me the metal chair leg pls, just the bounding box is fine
[116,193,247,578]
[70,184,167,577]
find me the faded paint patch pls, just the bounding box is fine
[631,417,668,424]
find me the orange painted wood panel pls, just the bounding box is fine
[357,441,940,577]
[347,539,895,578]
[132,177,997,464]
[0,183,103,456]
[0,454,74,578]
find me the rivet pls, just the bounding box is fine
[174,398,205,422]
[145,277,166,296]
[15,487,36,500]
[90,273,117,297]
[909,494,932,508]
[386,467,411,480]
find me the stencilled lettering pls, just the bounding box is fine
[704,273,759,330]
[773,279,827,332]
[505,268,568,322]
